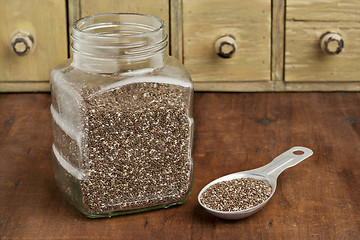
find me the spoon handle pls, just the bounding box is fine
[257,146,313,179]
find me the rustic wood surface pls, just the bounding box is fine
[1,92,360,239]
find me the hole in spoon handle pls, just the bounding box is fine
[260,146,313,179]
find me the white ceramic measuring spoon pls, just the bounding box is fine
[198,146,313,220]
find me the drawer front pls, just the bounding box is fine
[287,0,360,22]
[78,0,169,29]
[0,0,67,90]
[183,0,271,82]
[285,22,360,82]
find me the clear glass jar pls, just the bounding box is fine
[50,13,194,217]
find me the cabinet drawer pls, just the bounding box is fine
[0,0,67,92]
[287,0,360,22]
[183,0,271,83]
[285,0,360,82]
[285,22,360,82]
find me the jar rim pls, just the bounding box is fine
[70,13,168,72]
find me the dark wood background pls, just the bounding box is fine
[1,92,359,239]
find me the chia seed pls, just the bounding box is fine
[52,80,193,215]
[200,178,272,212]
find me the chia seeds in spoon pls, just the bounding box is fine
[200,178,272,212]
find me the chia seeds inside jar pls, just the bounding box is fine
[50,13,194,217]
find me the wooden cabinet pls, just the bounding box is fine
[1,0,360,92]
[285,22,360,82]
[285,0,360,89]
[182,0,271,90]
[0,0,67,92]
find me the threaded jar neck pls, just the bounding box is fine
[71,13,168,74]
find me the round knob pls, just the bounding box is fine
[320,32,344,54]
[214,34,237,58]
[11,32,34,56]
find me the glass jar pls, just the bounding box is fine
[50,13,194,217]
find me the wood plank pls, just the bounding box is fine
[287,0,360,22]
[79,0,169,32]
[183,0,271,82]
[68,0,80,28]
[193,81,360,92]
[170,0,183,61]
[194,81,276,92]
[0,82,50,92]
[285,21,360,82]
[67,0,80,58]
[282,81,360,91]
[0,0,67,83]
[272,0,285,82]
[1,92,360,239]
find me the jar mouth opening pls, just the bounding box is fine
[72,13,165,41]
[71,13,168,60]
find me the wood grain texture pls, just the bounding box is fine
[285,21,360,82]
[170,0,183,61]
[194,81,360,92]
[287,0,360,22]
[0,82,50,92]
[68,0,80,28]
[272,0,285,83]
[1,92,360,239]
[282,81,360,91]
[68,0,80,58]
[0,0,67,83]
[79,0,168,19]
[194,81,276,92]
[183,0,271,82]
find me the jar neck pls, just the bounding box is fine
[71,13,168,74]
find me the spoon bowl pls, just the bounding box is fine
[198,146,313,220]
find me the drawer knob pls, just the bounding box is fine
[214,35,237,58]
[320,32,344,54]
[11,32,34,56]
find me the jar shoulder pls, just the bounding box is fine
[50,56,193,98]
[161,56,193,86]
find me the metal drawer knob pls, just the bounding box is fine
[11,32,34,56]
[214,34,237,58]
[320,32,344,54]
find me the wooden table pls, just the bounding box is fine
[1,92,359,239]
